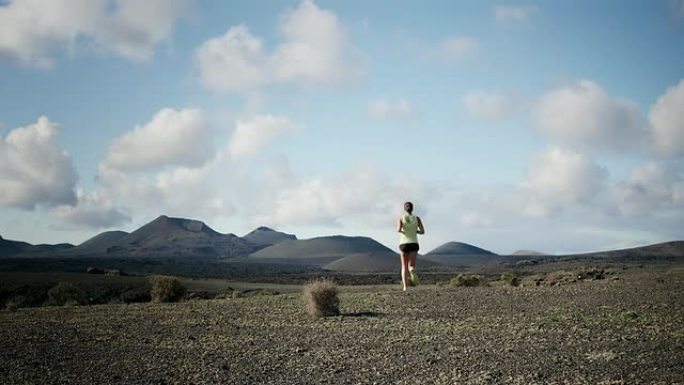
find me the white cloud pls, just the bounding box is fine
[0,0,103,68]
[195,25,268,92]
[0,0,189,68]
[367,98,414,120]
[102,107,212,172]
[0,116,78,209]
[196,0,363,92]
[435,36,479,62]
[270,0,362,85]
[460,212,493,227]
[54,189,130,229]
[493,5,538,23]
[228,115,298,159]
[649,78,684,157]
[256,164,428,228]
[92,0,192,62]
[613,162,684,215]
[534,80,647,153]
[462,91,510,122]
[520,146,608,216]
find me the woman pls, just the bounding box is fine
[397,201,425,291]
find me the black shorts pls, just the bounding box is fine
[399,243,419,253]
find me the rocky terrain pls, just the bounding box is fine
[1,266,682,384]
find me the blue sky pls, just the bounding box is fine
[1,0,683,254]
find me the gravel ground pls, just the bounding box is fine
[1,267,683,385]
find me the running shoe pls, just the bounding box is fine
[410,270,420,286]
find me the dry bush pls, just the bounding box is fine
[149,275,186,303]
[501,272,520,287]
[303,279,339,318]
[449,274,488,287]
[47,282,88,306]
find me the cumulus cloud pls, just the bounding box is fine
[92,0,192,62]
[0,0,190,68]
[367,98,414,120]
[54,189,131,229]
[195,25,268,92]
[493,5,538,23]
[649,78,684,157]
[462,91,511,122]
[434,36,479,62]
[102,108,212,172]
[520,146,608,216]
[0,116,78,209]
[613,162,684,215]
[256,165,428,227]
[228,114,298,159]
[534,80,647,153]
[196,0,363,92]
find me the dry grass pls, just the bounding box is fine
[303,278,339,317]
[149,275,187,303]
[47,282,88,306]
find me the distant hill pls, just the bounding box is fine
[78,231,129,249]
[0,235,74,257]
[62,215,259,258]
[511,249,548,256]
[422,241,499,267]
[0,236,32,257]
[249,235,393,266]
[566,241,684,260]
[324,251,440,273]
[242,226,297,248]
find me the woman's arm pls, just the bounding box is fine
[397,217,404,233]
[417,217,425,234]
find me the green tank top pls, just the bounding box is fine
[399,213,419,245]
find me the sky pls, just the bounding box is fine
[1,0,683,255]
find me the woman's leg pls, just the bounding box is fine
[400,251,410,290]
[408,251,417,271]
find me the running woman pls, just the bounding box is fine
[397,201,425,291]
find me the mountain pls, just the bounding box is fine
[422,241,499,267]
[567,241,684,260]
[511,249,548,256]
[248,235,394,266]
[0,235,32,257]
[324,251,441,273]
[0,235,74,257]
[242,226,297,248]
[63,215,259,258]
[78,231,129,249]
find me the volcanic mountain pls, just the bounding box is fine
[324,251,441,273]
[422,241,499,267]
[64,215,259,258]
[0,235,74,257]
[242,226,297,248]
[248,235,394,266]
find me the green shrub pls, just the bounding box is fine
[303,279,339,318]
[501,272,520,287]
[149,275,186,303]
[47,282,88,306]
[449,274,488,287]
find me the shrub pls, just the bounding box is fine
[449,274,488,287]
[120,287,151,304]
[47,282,88,306]
[149,275,186,303]
[303,279,339,318]
[501,272,520,287]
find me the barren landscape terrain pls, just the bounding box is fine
[2,266,683,385]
